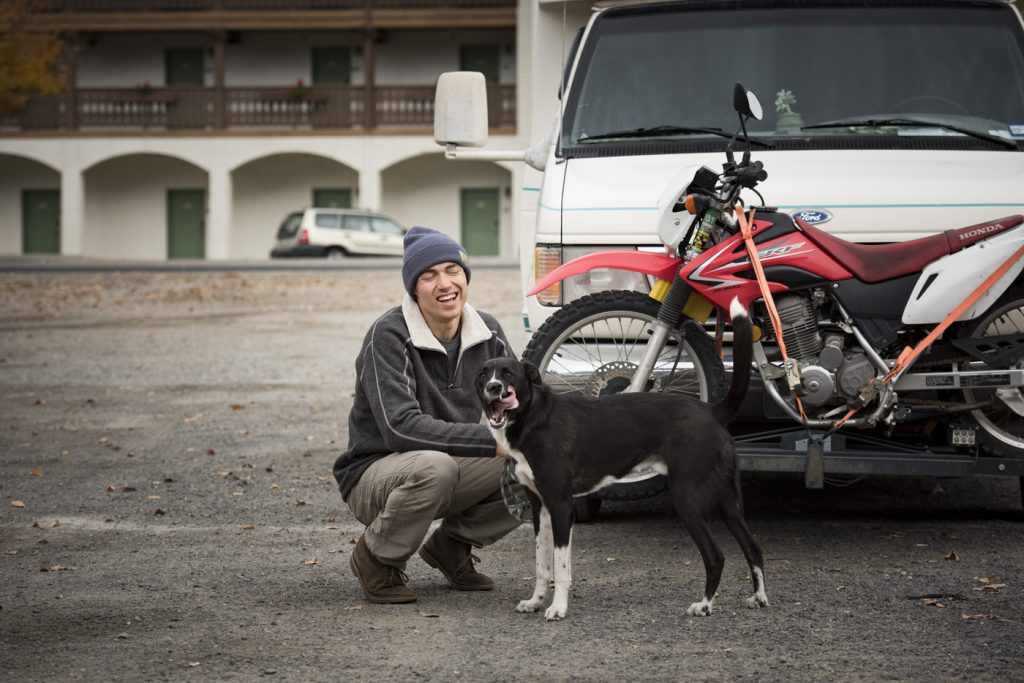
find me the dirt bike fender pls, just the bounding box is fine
[528,250,682,296]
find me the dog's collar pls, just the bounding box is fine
[402,294,493,353]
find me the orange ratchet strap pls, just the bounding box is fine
[832,240,1024,430]
[737,206,808,421]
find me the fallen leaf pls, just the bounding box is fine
[10,500,25,508]
[147,495,160,501]
[606,557,617,562]
[922,598,945,608]
[945,550,959,561]
[887,531,905,540]
[51,519,60,528]
[961,614,991,622]
[99,436,109,444]
[304,559,319,565]
[973,583,1008,592]
[189,662,201,667]
[266,465,276,473]
[270,483,280,489]
[34,398,46,406]
[295,500,308,506]
[239,524,255,531]
[836,586,847,592]
[205,448,215,456]
[153,509,166,516]
[7,550,18,555]
[230,403,245,411]
[420,611,440,618]
[342,605,363,612]
[184,414,201,423]
[106,484,118,492]
[930,482,946,495]
[30,469,44,477]
[976,576,994,583]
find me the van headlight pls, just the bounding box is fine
[533,246,651,307]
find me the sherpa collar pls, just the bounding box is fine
[402,293,493,354]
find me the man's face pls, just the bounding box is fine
[414,262,468,333]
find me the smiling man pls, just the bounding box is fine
[333,226,520,604]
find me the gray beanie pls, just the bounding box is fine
[402,226,471,295]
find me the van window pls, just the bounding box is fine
[370,217,404,236]
[315,213,341,229]
[277,212,303,239]
[564,3,1024,154]
[344,215,372,232]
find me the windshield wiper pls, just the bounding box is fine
[802,117,1017,150]
[578,125,774,148]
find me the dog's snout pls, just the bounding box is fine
[485,379,504,397]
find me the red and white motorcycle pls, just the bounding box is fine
[522,84,1024,509]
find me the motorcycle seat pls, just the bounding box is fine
[796,215,1024,283]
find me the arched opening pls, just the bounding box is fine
[83,153,207,259]
[231,153,358,259]
[0,154,61,255]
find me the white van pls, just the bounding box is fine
[270,208,406,260]
[436,0,1024,331]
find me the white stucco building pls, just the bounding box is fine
[1,0,592,260]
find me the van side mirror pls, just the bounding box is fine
[434,71,489,148]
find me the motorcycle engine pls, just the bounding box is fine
[775,293,877,407]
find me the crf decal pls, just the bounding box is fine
[757,242,806,259]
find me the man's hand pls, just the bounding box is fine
[495,444,514,461]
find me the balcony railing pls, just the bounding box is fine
[28,0,515,11]
[0,84,516,132]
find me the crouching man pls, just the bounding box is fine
[333,226,521,603]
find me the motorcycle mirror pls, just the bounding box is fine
[746,91,763,121]
[732,83,764,121]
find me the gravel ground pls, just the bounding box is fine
[1,267,1022,682]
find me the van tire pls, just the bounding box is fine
[325,247,348,260]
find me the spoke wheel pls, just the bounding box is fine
[522,290,727,501]
[962,286,1024,458]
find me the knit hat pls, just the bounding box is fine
[402,226,471,295]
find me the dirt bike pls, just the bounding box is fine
[521,84,1024,520]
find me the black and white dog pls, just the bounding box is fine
[476,298,767,621]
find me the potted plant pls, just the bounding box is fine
[774,89,804,132]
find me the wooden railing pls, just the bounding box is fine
[28,0,515,11]
[0,84,516,131]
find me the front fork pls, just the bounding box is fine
[627,275,696,393]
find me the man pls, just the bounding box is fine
[333,226,520,604]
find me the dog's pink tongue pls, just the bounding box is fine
[491,387,519,423]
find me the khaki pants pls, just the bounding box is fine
[346,450,522,569]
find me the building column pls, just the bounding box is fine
[60,168,84,256]
[206,167,232,259]
[358,166,381,212]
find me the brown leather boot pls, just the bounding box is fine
[418,530,494,591]
[349,535,417,604]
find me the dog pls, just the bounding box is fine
[475,297,767,621]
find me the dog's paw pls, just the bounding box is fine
[515,599,543,613]
[687,599,714,617]
[544,605,566,621]
[745,594,769,609]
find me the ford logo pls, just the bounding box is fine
[791,209,833,225]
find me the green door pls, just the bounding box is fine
[167,189,205,259]
[460,188,500,256]
[312,188,352,208]
[165,48,204,85]
[22,189,60,254]
[459,45,500,82]
[312,47,351,84]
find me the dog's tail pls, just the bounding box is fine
[712,297,753,424]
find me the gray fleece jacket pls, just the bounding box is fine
[333,294,514,501]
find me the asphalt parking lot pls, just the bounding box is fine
[1,264,1022,682]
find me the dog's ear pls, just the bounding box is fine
[523,360,544,385]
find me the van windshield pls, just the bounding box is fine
[563,3,1024,153]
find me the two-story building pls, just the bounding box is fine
[0,0,540,260]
